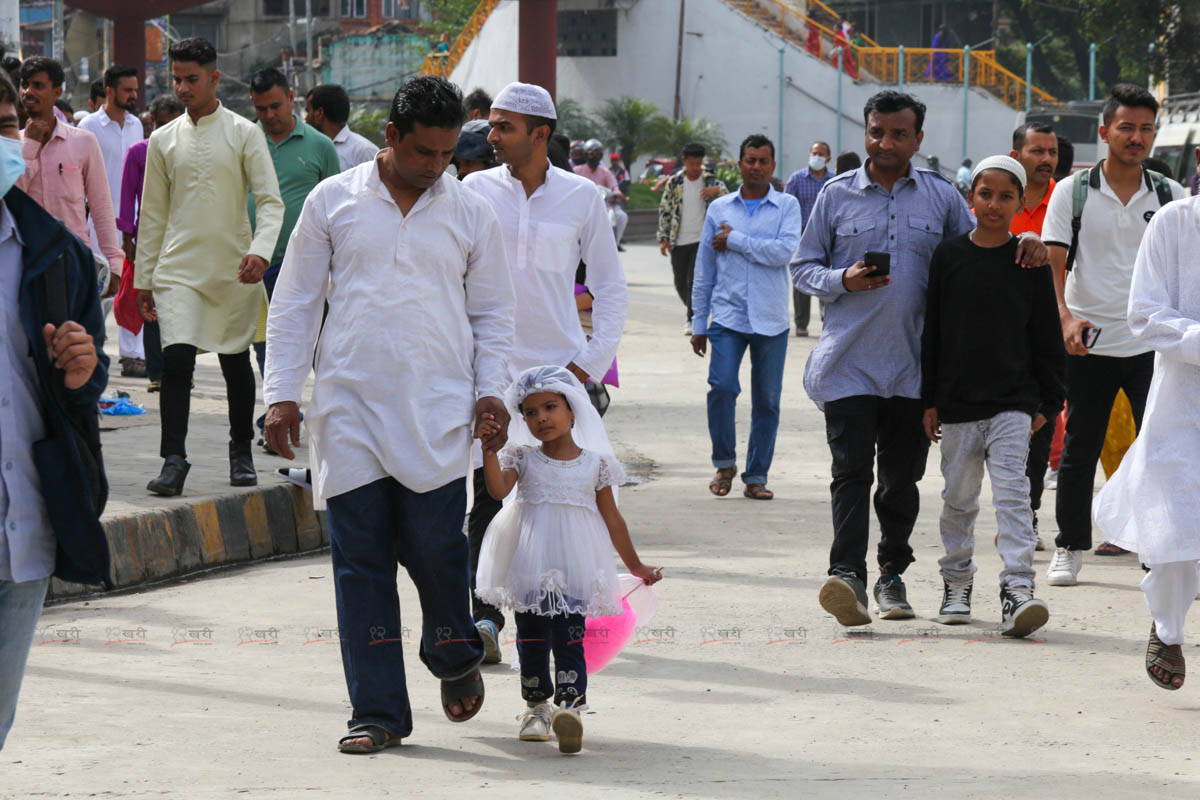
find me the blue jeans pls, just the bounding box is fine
[706,324,788,485]
[514,610,588,706]
[253,260,283,379]
[326,476,484,739]
[0,577,49,750]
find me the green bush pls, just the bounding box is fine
[626,182,660,210]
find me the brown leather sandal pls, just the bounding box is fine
[743,483,774,500]
[709,467,735,496]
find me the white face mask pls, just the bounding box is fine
[809,155,828,171]
[0,136,25,197]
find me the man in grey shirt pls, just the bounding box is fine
[792,90,1048,626]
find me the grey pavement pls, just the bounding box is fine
[5,243,1199,798]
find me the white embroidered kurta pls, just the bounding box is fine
[263,163,515,507]
[133,103,283,353]
[1094,196,1200,563]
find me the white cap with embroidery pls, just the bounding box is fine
[491,82,556,119]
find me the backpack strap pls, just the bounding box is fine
[1065,166,1092,274]
[1145,168,1174,209]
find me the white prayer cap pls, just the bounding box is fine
[969,155,1027,192]
[491,82,556,120]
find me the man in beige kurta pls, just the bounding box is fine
[133,37,283,497]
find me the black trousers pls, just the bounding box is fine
[792,288,811,330]
[1026,409,1058,514]
[467,466,505,631]
[1054,352,1153,550]
[670,242,699,321]
[160,344,256,459]
[515,610,587,706]
[824,395,930,584]
[143,320,163,383]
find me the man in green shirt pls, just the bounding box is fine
[249,67,339,377]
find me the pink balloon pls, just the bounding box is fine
[584,597,637,674]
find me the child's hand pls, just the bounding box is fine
[923,408,941,443]
[631,563,663,585]
[474,412,502,445]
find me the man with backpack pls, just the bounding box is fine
[1041,83,1187,586]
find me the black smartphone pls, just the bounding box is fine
[864,251,891,276]
[1083,326,1102,349]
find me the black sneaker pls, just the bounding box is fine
[818,573,872,626]
[1000,584,1049,638]
[873,575,915,620]
[935,578,972,625]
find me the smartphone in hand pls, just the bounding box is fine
[864,251,891,276]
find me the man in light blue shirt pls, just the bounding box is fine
[791,90,1048,627]
[691,134,800,502]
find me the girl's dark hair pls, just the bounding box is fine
[388,76,465,139]
[518,391,571,414]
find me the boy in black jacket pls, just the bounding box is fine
[921,155,1065,637]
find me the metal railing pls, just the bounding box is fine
[418,0,500,78]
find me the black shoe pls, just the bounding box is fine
[873,575,916,619]
[617,243,626,252]
[999,584,1049,638]
[819,572,872,626]
[229,440,257,487]
[147,455,190,496]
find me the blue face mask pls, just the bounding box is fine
[0,136,25,197]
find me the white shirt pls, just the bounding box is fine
[78,106,144,207]
[1042,167,1187,357]
[331,125,379,173]
[263,163,515,507]
[676,175,706,246]
[463,162,627,381]
[0,204,55,583]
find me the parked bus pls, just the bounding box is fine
[1149,92,1200,188]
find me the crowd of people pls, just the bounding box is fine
[1,34,1198,759]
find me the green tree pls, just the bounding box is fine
[596,96,659,173]
[426,0,481,41]
[642,115,728,160]
[554,98,600,141]
[349,105,389,147]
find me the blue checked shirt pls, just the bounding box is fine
[790,163,975,408]
[692,186,803,337]
[783,166,831,229]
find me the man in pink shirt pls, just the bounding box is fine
[16,57,123,288]
[574,138,628,249]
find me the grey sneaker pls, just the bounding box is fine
[819,573,872,626]
[935,578,973,625]
[1000,584,1049,638]
[476,619,502,664]
[874,575,916,620]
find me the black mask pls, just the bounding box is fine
[587,155,601,168]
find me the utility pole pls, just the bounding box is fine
[305,0,314,93]
[288,0,298,90]
[103,18,112,71]
[673,0,684,121]
[0,0,19,57]
[52,0,64,62]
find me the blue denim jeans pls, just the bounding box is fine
[0,577,49,750]
[326,476,484,739]
[514,610,587,706]
[705,324,788,485]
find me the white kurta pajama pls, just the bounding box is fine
[133,104,283,353]
[263,163,515,509]
[1093,196,1200,644]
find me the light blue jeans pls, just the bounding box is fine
[937,411,1036,589]
[0,576,50,750]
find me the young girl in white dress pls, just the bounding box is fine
[474,366,661,754]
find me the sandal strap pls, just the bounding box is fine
[341,724,390,746]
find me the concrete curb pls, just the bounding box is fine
[48,485,329,601]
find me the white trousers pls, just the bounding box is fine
[613,205,628,244]
[118,326,145,360]
[1143,561,1200,646]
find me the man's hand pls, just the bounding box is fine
[1031,413,1047,435]
[475,396,510,454]
[659,240,671,256]
[265,401,302,460]
[1015,233,1050,268]
[138,289,157,322]
[923,408,941,443]
[842,261,891,292]
[43,322,97,390]
[691,333,707,357]
[100,272,119,299]
[1061,312,1095,356]
[122,233,136,264]
[23,118,53,145]
[566,361,590,384]
[700,186,721,201]
[238,254,269,284]
[712,224,732,252]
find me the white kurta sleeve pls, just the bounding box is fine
[1128,207,1200,366]
[465,203,516,401]
[242,126,284,262]
[263,188,331,406]
[132,136,169,290]
[574,187,628,380]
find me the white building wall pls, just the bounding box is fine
[452,0,1018,179]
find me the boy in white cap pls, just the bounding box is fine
[461,81,627,662]
[921,155,1065,637]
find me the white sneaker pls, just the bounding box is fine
[1046,547,1083,586]
[1044,466,1058,490]
[551,701,584,754]
[518,702,552,742]
[935,578,972,624]
[684,321,694,336]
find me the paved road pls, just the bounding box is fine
[5,243,1197,799]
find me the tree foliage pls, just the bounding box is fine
[349,106,389,147]
[596,96,660,172]
[425,0,481,40]
[643,115,729,160]
[554,98,601,140]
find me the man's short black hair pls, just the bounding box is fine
[307,83,350,124]
[524,114,556,136]
[1013,121,1055,150]
[681,141,706,159]
[388,76,464,139]
[835,151,862,174]
[465,87,491,115]
[863,90,927,134]
[104,63,137,89]
[54,98,72,117]
[19,56,64,88]
[168,37,218,67]
[1054,135,1074,179]
[0,72,17,107]
[812,140,831,156]
[89,79,105,103]
[149,94,184,118]
[250,67,289,95]
[1102,83,1159,125]
[739,133,775,161]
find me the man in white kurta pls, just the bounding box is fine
[263,76,514,750]
[459,82,628,660]
[1093,194,1200,689]
[133,38,283,497]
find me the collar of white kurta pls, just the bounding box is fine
[89,107,138,130]
[500,158,557,198]
[362,160,449,209]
